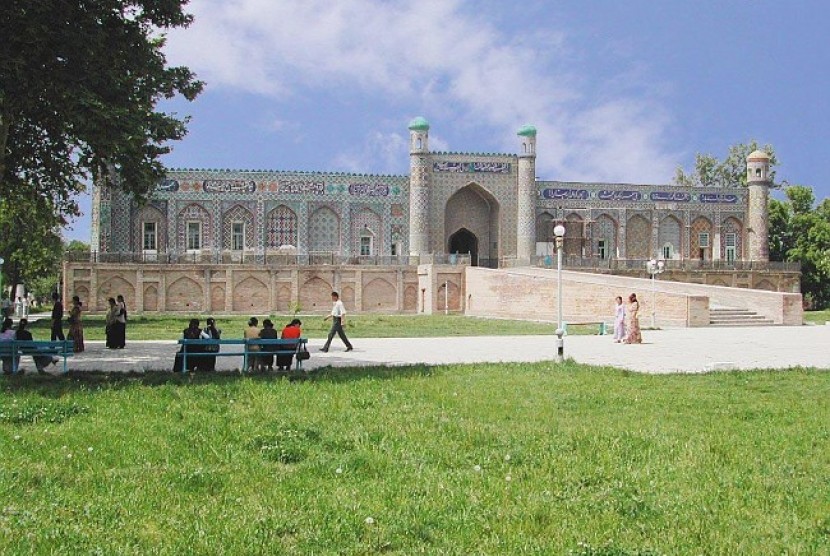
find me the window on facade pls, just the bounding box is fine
[597,239,606,260]
[662,243,673,260]
[142,222,157,251]
[231,222,245,251]
[187,222,201,251]
[725,233,737,262]
[698,232,710,248]
[360,236,372,256]
[390,242,398,256]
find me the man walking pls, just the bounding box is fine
[50,292,65,341]
[321,291,353,352]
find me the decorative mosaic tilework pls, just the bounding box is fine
[594,214,617,258]
[93,129,762,263]
[177,203,212,251]
[625,214,651,259]
[564,214,584,257]
[721,216,743,259]
[110,189,131,252]
[516,157,536,258]
[352,207,382,255]
[690,216,713,260]
[747,185,768,260]
[222,204,255,250]
[308,206,340,252]
[265,205,298,248]
[658,215,682,258]
[133,205,167,252]
[535,211,555,242]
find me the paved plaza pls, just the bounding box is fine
[9,324,829,376]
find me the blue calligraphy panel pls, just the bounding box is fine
[598,190,641,202]
[278,180,325,195]
[699,193,738,204]
[472,162,511,173]
[433,161,512,173]
[348,183,390,197]
[433,161,466,173]
[203,179,256,193]
[156,179,179,192]
[542,188,590,200]
[650,191,691,202]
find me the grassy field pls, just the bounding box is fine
[804,309,830,325]
[26,314,574,341]
[1,363,828,554]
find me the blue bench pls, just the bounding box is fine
[561,321,609,335]
[177,338,309,373]
[0,340,74,375]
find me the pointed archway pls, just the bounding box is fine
[449,228,478,266]
[444,183,500,267]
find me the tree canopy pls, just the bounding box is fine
[0,0,204,216]
[769,186,830,309]
[673,141,778,188]
[0,185,64,300]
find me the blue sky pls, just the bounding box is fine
[65,0,830,241]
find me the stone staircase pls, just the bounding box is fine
[709,307,774,327]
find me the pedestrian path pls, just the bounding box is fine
[10,324,829,375]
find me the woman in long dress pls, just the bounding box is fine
[613,296,626,343]
[624,293,642,344]
[105,297,118,349]
[68,295,84,353]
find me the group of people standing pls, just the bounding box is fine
[50,293,86,353]
[613,293,642,344]
[105,295,128,349]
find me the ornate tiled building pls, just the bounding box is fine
[91,118,774,266]
[71,118,798,314]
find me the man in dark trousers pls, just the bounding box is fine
[320,291,353,352]
[50,292,65,341]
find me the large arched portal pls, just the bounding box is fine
[445,183,499,267]
[449,228,478,266]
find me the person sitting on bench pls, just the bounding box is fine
[173,319,204,372]
[278,319,303,371]
[15,319,59,374]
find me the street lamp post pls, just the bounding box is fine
[646,258,666,328]
[553,224,566,362]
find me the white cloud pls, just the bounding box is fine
[333,131,408,174]
[165,0,678,183]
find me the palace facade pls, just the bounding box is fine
[66,118,798,315]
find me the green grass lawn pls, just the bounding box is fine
[27,314,578,341]
[2,363,828,554]
[804,309,830,325]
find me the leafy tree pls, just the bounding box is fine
[673,141,778,188]
[770,185,830,309]
[0,186,64,301]
[66,240,91,253]
[0,0,204,218]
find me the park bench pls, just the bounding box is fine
[177,338,309,373]
[561,321,610,335]
[0,340,73,374]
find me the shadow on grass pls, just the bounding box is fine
[0,363,439,396]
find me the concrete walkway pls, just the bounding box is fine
[10,325,830,375]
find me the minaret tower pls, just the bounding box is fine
[408,116,431,257]
[746,149,771,262]
[516,124,538,263]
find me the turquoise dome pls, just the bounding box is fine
[517,124,537,137]
[408,116,430,131]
